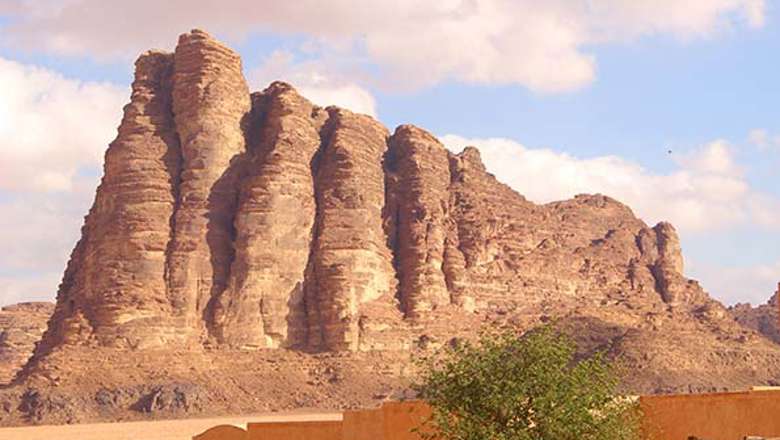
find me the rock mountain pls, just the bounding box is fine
[3,29,780,425]
[29,28,726,353]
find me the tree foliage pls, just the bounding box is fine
[413,326,641,440]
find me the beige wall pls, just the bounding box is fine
[381,401,431,440]
[194,402,432,440]
[195,391,780,440]
[247,420,342,440]
[342,407,383,440]
[641,390,780,440]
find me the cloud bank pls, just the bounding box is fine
[0,57,126,192]
[0,57,125,305]
[0,0,765,93]
[441,135,780,235]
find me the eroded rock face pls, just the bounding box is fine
[305,108,398,351]
[0,302,54,385]
[39,50,181,351]
[731,283,780,344]
[214,84,326,349]
[0,303,53,384]
[32,29,752,365]
[385,125,451,317]
[646,222,705,306]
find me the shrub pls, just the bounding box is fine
[413,326,640,440]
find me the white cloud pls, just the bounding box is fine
[0,0,765,93]
[748,128,780,151]
[251,50,377,117]
[688,259,780,305]
[585,0,764,41]
[0,57,126,192]
[675,139,741,174]
[0,58,124,305]
[0,181,97,306]
[440,134,780,235]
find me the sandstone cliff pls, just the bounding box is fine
[8,29,780,426]
[35,31,718,352]
[0,302,53,384]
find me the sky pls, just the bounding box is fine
[0,0,778,307]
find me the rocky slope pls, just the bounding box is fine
[730,283,780,344]
[3,29,780,425]
[0,303,53,384]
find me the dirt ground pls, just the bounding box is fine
[0,411,341,440]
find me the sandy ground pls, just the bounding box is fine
[0,412,342,440]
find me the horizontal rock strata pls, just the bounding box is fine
[385,125,451,318]
[305,108,397,351]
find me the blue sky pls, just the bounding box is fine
[0,0,778,306]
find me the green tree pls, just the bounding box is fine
[413,326,641,440]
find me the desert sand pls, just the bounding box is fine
[0,411,341,440]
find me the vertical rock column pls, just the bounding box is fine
[441,147,500,312]
[214,83,326,348]
[306,109,397,351]
[167,30,250,341]
[39,51,182,350]
[654,221,684,274]
[386,125,451,317]
[647,222,706,306]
